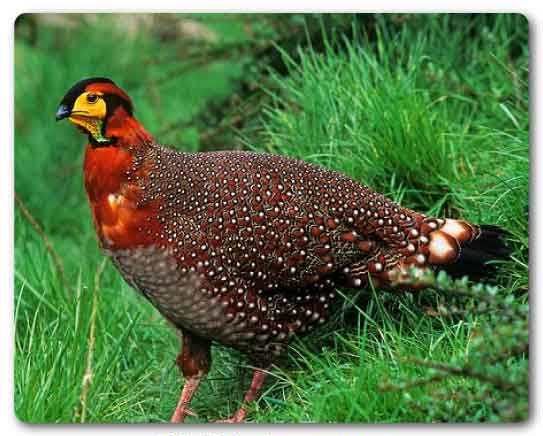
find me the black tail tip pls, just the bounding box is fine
[475,225,513,259]
[442,224,512,280]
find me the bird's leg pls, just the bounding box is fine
[215,368,268,423]
[170,331,211,423]
[171,376,201,422]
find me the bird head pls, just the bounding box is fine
[56,77,134,146]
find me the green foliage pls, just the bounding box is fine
[15,14,528,423]
[379,271,528,422]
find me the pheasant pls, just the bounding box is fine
[56,77,509,423]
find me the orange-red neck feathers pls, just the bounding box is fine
[84,106,154,198]
[83,108,158,249]
[105,106,154,148]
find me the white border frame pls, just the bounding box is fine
[2,2,540,435]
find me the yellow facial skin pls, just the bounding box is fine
[68,91,111,143]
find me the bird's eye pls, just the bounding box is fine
[86,93,99,104]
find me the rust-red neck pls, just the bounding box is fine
[103,106,154,149]
[83,107,155,202]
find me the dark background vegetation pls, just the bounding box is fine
[14,13,528,423]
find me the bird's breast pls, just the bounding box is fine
[100,192,135,244]
[89,186,160,249]
[83,145,162,249]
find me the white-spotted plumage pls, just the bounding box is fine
[105,145,485,362]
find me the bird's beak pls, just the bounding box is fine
[55,104,71,121]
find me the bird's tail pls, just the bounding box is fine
[427,220,511,280]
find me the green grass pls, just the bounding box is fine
[14,14,528,423]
